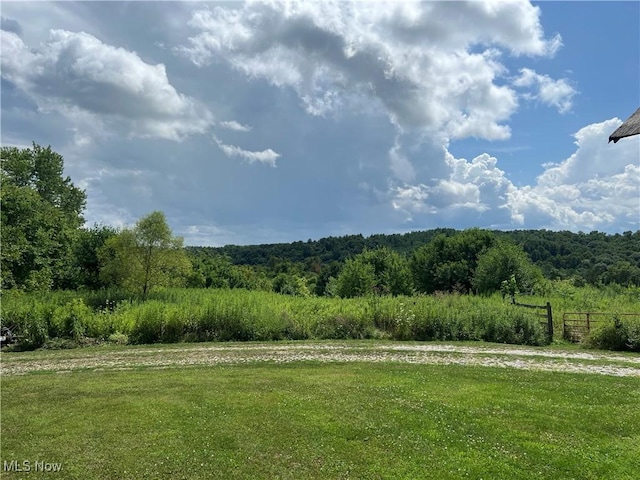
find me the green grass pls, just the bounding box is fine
[2,283,639,351]
[2,356,639,479]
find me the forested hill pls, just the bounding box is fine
[187,229,640,281]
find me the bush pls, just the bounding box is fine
[130,302,164,344]
[15,312,48,350]
[314,315,373,340]
[11,286,640,349]
[108,332,129,345]
[51,299,92,340]
[585,316,640,352]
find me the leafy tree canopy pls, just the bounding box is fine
[98,211,192,298]
[335,247,412,298]
[1,143,86,290]
[473,241,543,296]
[411,229,497,294]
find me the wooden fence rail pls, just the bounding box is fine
[512,299,553,342]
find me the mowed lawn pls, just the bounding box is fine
[2,356,639,479]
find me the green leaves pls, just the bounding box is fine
[335,257,376,298]
[411,229,497,294]
[1,143,86,290]
[335,247,412,298]
[473,242,543,295]
[98,211,192,299]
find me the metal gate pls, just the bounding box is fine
[563,312,640,342]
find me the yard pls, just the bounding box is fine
[1,341,639,479]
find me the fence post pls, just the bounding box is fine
[546,302,553,342]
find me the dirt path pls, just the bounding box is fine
[2,342,639,377]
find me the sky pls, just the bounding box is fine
[1,1,639,246]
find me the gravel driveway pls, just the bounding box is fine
[2,342,639,377]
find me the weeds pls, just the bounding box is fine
[2,283,639,350]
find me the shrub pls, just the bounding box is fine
[314,315,373,340]
[14,312,48,350]
[130,302,164,344]
[108,332,129,345]
[585,316,640,352]
[51,299,92,340]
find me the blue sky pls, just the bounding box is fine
[2,1,639,246]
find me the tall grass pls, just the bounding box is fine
[2,282,639,350]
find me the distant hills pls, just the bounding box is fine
[188,229,640,283]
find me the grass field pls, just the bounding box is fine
[2,341,639,479]
[3,284,640,350]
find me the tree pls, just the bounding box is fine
[334,247,413,298]
[314,261,342,296]
[272,273,310,296]
[411,229,496,293]
[335,257,376,298]
[59,224,117,290]
[98,211,192,298]
[602,260,640,287]
[1,143,86,290]
[356,247,413,296]
[473,242,543,295]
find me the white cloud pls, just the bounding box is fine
[1,28,213,140]
[213,136,279,167]
[388,137,416,183]
[391,150,514,224]
[389,118,639,232]
[507,118,639,230]
[219,120,252,132]
[513,68,577,113]
[3,2,634,246]
[179,1,560,142]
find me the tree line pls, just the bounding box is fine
[2,143,639,300]
[199,231,640,290]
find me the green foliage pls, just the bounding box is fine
[334,247,412,298]
[1,288,558,347]
[411,229,497,293]
[191,229,640,289]
[107,332,129,345]
[272,273,310,296]
[601,260,640,287]
[51,299,92,340]
[314,261,342,296]
[66,224,117,289]
[98,211,192,298]
[4,281,640,350]
[585,315,640,352]
[1,143,86,290]
[360,247,413,296]
[473,241,543,295]
[335,257,376,298]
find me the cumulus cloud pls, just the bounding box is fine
[178,0,561,142]
[507,118,639,230]
[391,118,639,232]
[388,137,416,183]
[1,28,213,140]
[213,136,279,167]
[513,68,577,113]
[391,150,514,225]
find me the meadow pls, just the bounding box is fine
[1,282,640,351]
[2,285,639,478]
[1,354,639,479]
